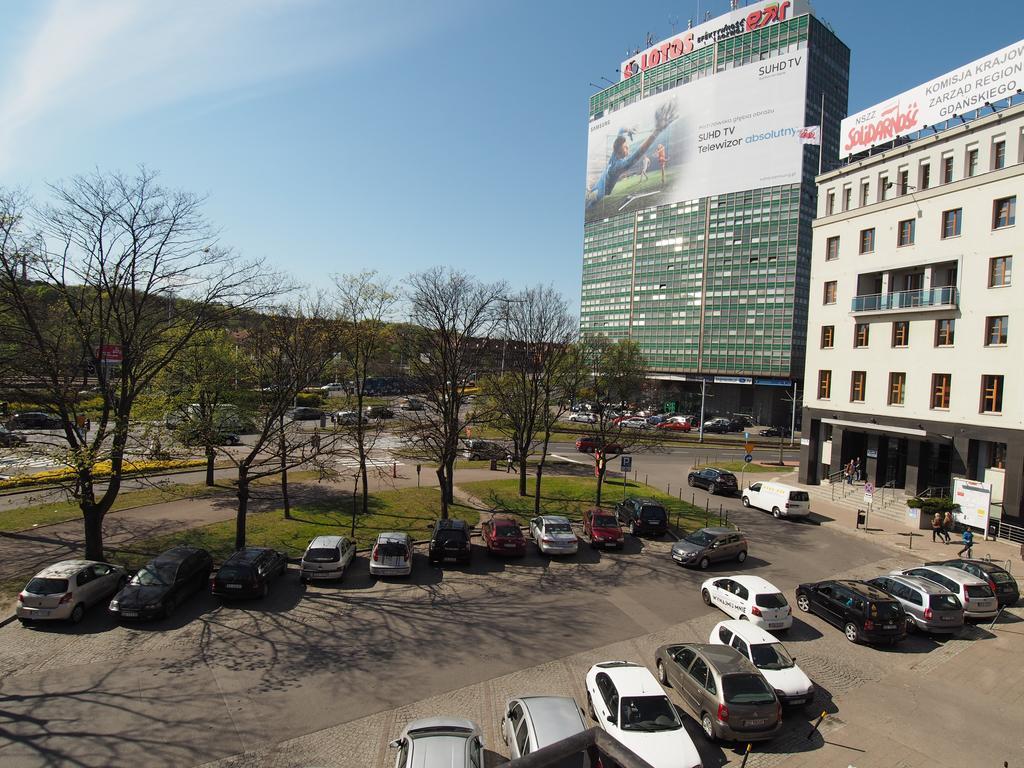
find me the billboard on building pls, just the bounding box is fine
[585,54,808,223]
[840,38,1024,156]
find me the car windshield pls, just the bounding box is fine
[640,506,666,520]
[131,565,174,586]
[750,643,795,670]
[435,530,467,544]
[619,696,680,731]
[966,584,994,598]
[25,577,68,595]
[304,547,340,563]
[684,531,715,547]
[594,515,618,527]
[217,565,251,580]
[495,526,520,538]
[723,674,776,704]
[929,594,962,610]
[755,592,788,609]
[546,523,572,534]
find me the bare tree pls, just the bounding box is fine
[404,268,503,518]
[0,171,272,561]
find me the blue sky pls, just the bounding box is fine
[0,0,1019,309]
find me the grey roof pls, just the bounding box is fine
[519,696,586,749]
[887,573,957,595]
[702,527,735,535]
[690,643,758,674]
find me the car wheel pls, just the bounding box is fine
[688,476,696,487]
[701,588,712,605]
[772,507,782,519]
[741,496,750,507]
[70,603,85,624]
[657,660,669,686]
[701,712,715,740]
[737,549,747,563]
[796,594,811,612]
[709,483,717,495]
[739,614,749,621]
[844,622,860,643]
[699,556,710,570]
[18,618,30,627]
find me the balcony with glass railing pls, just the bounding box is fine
[851,286,958,313]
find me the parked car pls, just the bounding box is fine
[758,426,790,438]
[109,546,213,621]
[17,560,127,625]
[865,574,964,633]
[672,527,748,570]
[389,717,484,768]
[334,410,367,426]
[741,482,810,520]
[400,398,425,411]
[370,532,414,577]
[289,407,323,421]
[620,417,650,430]
[6,411,62,430]
[702,418,733,434]
[701,575,792,631]
[480,515,527,557]
[211,547,288,599]
[568,412,596,424]
[182,428,240,447]
[460,439,506,461]
[582,508,624,549]
[710,621,814,706]
[687,467,739,495]
[896,565,999,620]
[300,535,356,583]
[653,643,781,742]
[925,558,1019,607]
[615,497,668,537]
[0,426,27,447]
[795,579,907,644]
[574,437,623,455]
[320,382,347,392]
[500,696,587,765]
[530,515,579,556]
[428,519,473,565]
[366,405,395,420]
[657,418,691,432]
[585,661,703,768]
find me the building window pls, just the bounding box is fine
[823,281,837,305]
[919,163,931,190]
[825,190,835,215]
[935,318,955,346]
[898,169,909,195]
[821,325,834,348]
[888,372,906,405]
[879,175,889,202]
[981,374,1004,413]
[966,148,978,177]
[843,187,852,211]
[825,236,840,261]
[941,208,962,238]
[985,315,1008,346]
[817,370,831,399]
[942,155,954,183]
[993,196,1016,229]
[850,371,866,402]
[859,228,875,254]
[931,373,951,409]
[993,140,1006,170]
[854,323,870,348]
[989,255,1012,287]
[860,180,870,206]
[897,218,915,246]
[892,321,909,347]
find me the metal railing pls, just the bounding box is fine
[851,286,958,313]
[916,486,950,499]
[991,518,1024,546]
[878,479,897,506]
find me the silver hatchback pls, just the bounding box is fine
[500,696,587,766]
[897,566,998,620]
[866,574,964,633]
[370,532,413,577]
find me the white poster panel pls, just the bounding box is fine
[952,477,992,531]
[840,39,1024,156]
[585,54,808,223]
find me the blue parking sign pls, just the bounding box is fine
[620,455,632,472]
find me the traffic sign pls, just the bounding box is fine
[744,431,750,440]
[863,482,874,503]
[620,455,633,472]
[744,454,753,463]
[743,442,754,453]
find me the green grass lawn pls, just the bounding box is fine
[692,461,794,474]
[458,476,706,532]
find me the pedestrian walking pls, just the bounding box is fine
[506,452,514,473]
[941,511,954,543]
[853,457,862,482]
[845,459,854,484]
[957,528,974,558]
[311,428,321,452]
[931,512,943,543]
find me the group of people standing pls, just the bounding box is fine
[843,457,861,484]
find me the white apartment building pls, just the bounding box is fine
[799,101,1023,523]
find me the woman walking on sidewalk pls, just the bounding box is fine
[931,512,943,543]
[941,511,954,543]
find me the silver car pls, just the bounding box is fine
[370,532,413,577]
[390,717,483,768]
[897,566,998,620]
[17,560,128,625]
[500,696,587,765]
[300,535,356,583]
[866,574,964,633]
[530,515,579,556]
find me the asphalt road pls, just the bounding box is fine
[0,501,879,767]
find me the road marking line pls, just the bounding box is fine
[550,453,588,465]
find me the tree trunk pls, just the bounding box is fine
[351,473,359,539]
[518,453,528,496]
[82,506,105,562]
[235,466,250,551]
[437,466,449,519]
[357,392,369,514]
[533,462,544,514]
[279,414,290,519]
[595,460,606,506]
[205,445,215,487]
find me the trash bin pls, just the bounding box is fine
[489,458,498,471]
[319,414,327,428]
[856,509,867,529]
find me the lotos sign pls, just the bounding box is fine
[620,0,806,81]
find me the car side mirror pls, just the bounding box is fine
[388,739,402,749]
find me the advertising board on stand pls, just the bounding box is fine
[952,477,992,532]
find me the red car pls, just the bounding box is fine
[657,419,691,432]
[575,437,624,454]
[480,515,526,557]
[583,508,624,549]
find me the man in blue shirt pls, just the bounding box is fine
[957,528,974,558]
[586,101,678,210]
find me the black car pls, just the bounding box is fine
[702,418,732,434]
[7,412,62,430]
[758,426,791,438]
[687,467,739,495]
[795,579,907,645]
[0,427,27,447]
[289,407,323,421]
[109,546,213,620]
[211,547,288,599]
[428,519,472,565]
[615,497,668,537]
[366,406,394,420]
[926,558,1019,607]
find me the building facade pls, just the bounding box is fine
[799,102,1024,522]
[582,5,849,425]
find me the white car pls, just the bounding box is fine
[17,560,128,624]
[621,417,649,429]
[530,515,579,556]
[709,620,814,706]
[700,575,793,631]
[585,661,702,768]
[569,412,596,424]
[389,717,483,768]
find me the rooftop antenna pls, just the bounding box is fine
[687,18,693,29]
[704,10,711,21]
[601,76,615,85]
[646,32,654,46]
[669,15,679,33]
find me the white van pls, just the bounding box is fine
[741,482,811,519]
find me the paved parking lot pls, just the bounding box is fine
[0,506,1020,768]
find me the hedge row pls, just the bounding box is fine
[0,458,206,490]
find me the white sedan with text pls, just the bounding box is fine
[701,575,792,631]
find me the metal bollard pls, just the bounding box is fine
[667,483,671,495]
[719,503,723,525]
[807,710,827,740]
[739,743,753,768]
